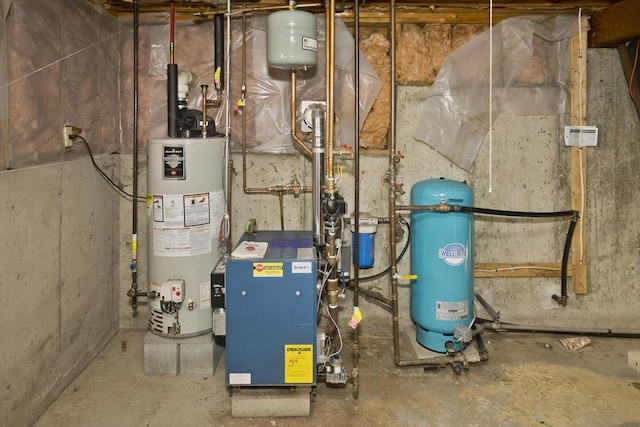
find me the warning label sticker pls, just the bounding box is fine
[253,262,284,278]
[436,300,469,321]
[284,344,313,384]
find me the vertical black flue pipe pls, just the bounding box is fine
[214,14,225,90]
[167,64,178,137]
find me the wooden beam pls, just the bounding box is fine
[337,4,609,25]
[570,18,589,294]
[589,0,640,47]
[475,263,570,278]
[86,0,614,20]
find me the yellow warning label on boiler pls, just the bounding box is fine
[253,262,284,277]
[284,344,313,384]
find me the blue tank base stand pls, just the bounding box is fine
[416,325,461,353]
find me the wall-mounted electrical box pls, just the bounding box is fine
[564,126,598,147]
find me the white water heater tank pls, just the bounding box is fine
[147,137,225,337]
[267,9,317,69]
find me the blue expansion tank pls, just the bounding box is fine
[410,178,474,352]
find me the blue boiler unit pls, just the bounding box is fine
[225,231,317,387]
[410,178,474,353]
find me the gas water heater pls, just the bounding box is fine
[410,178,474,352]
[147,137,225,337]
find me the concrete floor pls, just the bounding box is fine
[36,322,640,427]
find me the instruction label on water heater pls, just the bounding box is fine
[152,192,214,257]
[184,193,210,227]
[436,301,469,321]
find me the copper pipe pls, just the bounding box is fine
[395,204,445,212]
[227,158,233,256]
[201,84,209,137]
[223,0,232,246]
[352,0,361,399]
[169,1,175,64]
[388,0,404,366]
[241,12,250,194]
[239,15,311,196]
[385,1,483,368]
[325,227,340,336]
[290,70,313,158]
[311,105,325,244]
[325,0,336,192]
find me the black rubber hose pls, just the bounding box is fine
[453,205,577,218]
[453,205,579,306]
[474,327,489,360]
[553,216,578,306]
[350,286,391,309]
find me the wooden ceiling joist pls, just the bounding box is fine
[87,0,616,22]
[589,0,640,47]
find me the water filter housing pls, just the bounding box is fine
[350,213,378,269]
[410,178,474,352]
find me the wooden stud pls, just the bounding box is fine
[474,263,571,278]
[569,17,589,294]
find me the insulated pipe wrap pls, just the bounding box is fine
[167,63,179,137]
[214,14,225,88]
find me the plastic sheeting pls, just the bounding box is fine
[414,15,586,171]
[228,15,382,153]
[147,15,382,153]
[1,0,121,169]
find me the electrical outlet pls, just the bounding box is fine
[63,125,82,148]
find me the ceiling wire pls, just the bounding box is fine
[488,0,493,193]
[577,8,585,264]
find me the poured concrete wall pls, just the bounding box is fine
[225,48,640,332]
[114,17,640,333]
[0,157,121,427]
[3,5,638,425]
[0,1,123,425]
